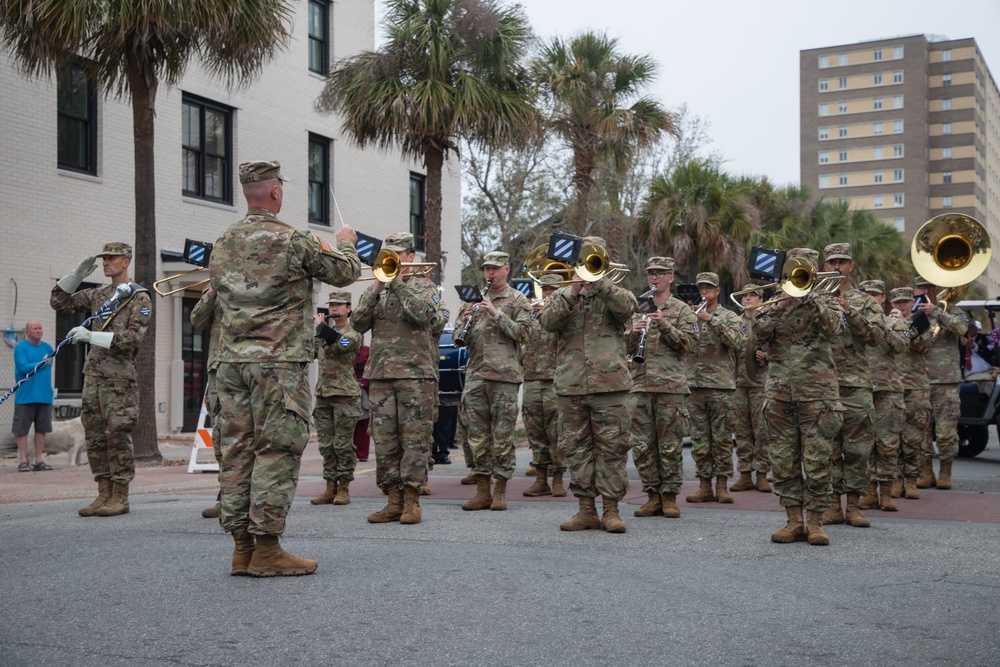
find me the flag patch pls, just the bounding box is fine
[315,235,334,253]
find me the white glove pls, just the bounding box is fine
[67,326,114,349]
[57,256,98,293]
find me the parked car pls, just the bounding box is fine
[955,300,1000,458]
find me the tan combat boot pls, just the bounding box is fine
[400,486,422,524]
[78,478,113,517]
[559,496,601,531]
[916,457,936,489]
[96,482,130,516]
[600,498,627,533]
[771,506,806,543]
[462,475,493,511]
[202,502,221,519]
[858,481,879,510]
[878,482,897,511]
[805,510,830,546]
[333,478,351,505]
[367,486,404,523]
[821,494,844,525]
[936,459,953,490]
[755,472,772,493]
[661,493,681,518]
[525,465,537,477]
[460,472,478,485]
[729,471,755,492]
[844,493,871,527]
[311,479,338,505]
[685,478,716,503]
[247,535,317,577]
[522,467,551,497]
[230,531,255,576]
[551,471,567,497]
[633,491,663,517]
[903,478,921,499]
[890,478,904,498]
[490,477,508,511]
[715,476,734,504]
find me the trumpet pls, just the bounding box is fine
[693,299,708,315]
[356,248,438,282]
[911,213,992,311]
[453,279,493,346]
[153,268,209,297]
[729,257,844,311]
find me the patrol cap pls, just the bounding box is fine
[384,232,414,252]
[96,242,133,259]
[889,287,914,303]
[582,236,607,248]
[859,279,885,294]
[239,160,288,184]
[787,247,820,264]
[914,275,933,287]
[824,242,853,261]
[740,283,765,295]
[645,257,675,272]
[327,290,351,304]
[696,272,720,287]
[538,274,562,287]
[481,251,510,268]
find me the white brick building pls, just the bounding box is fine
[0,0,462,442]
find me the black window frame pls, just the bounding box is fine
[409,172,426,252]
[57,61,98,175]
[308,0,331,75]
[308,134,331,226]
[54,281,98,396]
[182,93,233,204]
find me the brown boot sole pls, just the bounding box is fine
[310,497,335,505]
[332,498,350,505]
[247,564,317,577]
[96,506,129,517]
[367,512,403,523]
[522,488,552,497]
[807,533,830,546]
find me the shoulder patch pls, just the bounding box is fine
[693,324,699,334]
[340,337,351,347]
[904,329,911,338]
[432,294,439,304]
[140,306,150,317]
[739,322,746,334]
[442,310,450,320]
[315,235,334,253]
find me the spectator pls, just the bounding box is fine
[13,320,54,471]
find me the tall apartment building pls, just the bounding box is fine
[800,34,1000,295]
[0,0,462,444]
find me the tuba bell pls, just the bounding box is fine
[911,213,992,308]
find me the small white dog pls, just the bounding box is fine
[44,417,87,466]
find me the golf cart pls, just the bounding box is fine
[955,300,1000,458]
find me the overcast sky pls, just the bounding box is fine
[377,0,1000,186]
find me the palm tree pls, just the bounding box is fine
[532,31,673,237]
[317,0,539,280]
[0,0,295,459]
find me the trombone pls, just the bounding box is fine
[356,248,438,282]
[911,213,992,310]
[525,242,630,285]
[729,256,845,311]
[153,268,209,297]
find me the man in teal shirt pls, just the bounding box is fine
[13,320,54,471]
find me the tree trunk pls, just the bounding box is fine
[424,147,444,284]
[128,60,161,462]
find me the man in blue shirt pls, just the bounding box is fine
[13,321,55,471]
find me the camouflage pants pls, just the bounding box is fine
[81,375,138,485]
[899,389,931,478]
[313,394,361,481]
[558,392,631,500]
[929,383,960,460]
[734,386,769,474]
[205,369,222,466]
[522,380,564,473]
[688,388,735,479]
[214,362,311,537]
[460,379,520,480]
[370,378,434,491]
[871,391,904,482]
[763,398,841,511]
[831,386,875,495]
[629,392,687,495]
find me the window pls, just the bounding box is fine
[893,144,904,157]
[839,174,848,186]
[54,284,97,396]
[943,196,953,208]
[182,95,232,203]
[942,49,952,62]
[819,79,829,91]
[839,77,847,89]
[838,126,848,138]
[943,171,952,184]
[839,150,848,162]
[942,147,953,159]
[873,97,883,110]
[893,71,903,84]
[873,146,884,159]
[874,172,883,183]
[839,54,848,66]
[942,122,952,135]
[893,218,905,232]
[894,194,904,206]
[873,195,883,208]
[819,55,829,68]
[873,122,883,135]
[819,151,829,164]
[409,172,426,252]
[893,46,904,59]
[942,74,952,86]
[308,0,330,74]
[307,134,330,225]
[873,73,883,85]
[57,61,97,174]
[819,175,830,188]
[942,98,952,110]
[819,127,829,140]
[874,48,883,61]
[818,103,829,116]
[893,120,904,133]
[837,101,847,114]
[893,95,903,109]
[894,169,904,182]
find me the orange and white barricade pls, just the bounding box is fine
[187,400,220,473]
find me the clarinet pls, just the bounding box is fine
[633,290,655,364]
[454,279,493,346]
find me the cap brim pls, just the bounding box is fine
[825,254,851,261]
[384,244,407,252]
[96,253,126,258]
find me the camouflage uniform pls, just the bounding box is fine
[686,273,744,482]
[211,175,361,537]
[538,274,637,501]
[753,249,846,512]
[453,258,531,481]
[890,288,934,481]
[313,293,362,483]
[924,298,969,462]
[50,243,151,486]
[521,291,563,474]
[734,302,769,478]
[626,271,697,497]
[352,246,446,493]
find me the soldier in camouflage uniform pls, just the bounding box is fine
[731,285,772,494]
[820,243,885,529]
[539,236,637,534]
[521,274,566,498]
[685,272,745,505]
[857,280,908,512]
[190,288,222,519]
[753,248,846,546]
[51,242,151,518]
[626,257,697,519]
[211,160,360,577]
[887,287,934,500]
[914,276,969,490]
[353,232,447,525]
[453,251,531,511]
[310,291,362,507]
